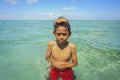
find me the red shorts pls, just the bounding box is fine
[49,68,75,80]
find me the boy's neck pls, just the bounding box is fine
[56,40,69,50]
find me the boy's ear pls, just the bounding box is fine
[53,32,55,35]
[69,32,72,36]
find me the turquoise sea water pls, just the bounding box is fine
[0,20,120,80]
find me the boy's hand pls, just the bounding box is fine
[51,61,70,70]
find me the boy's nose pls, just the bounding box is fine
[60,35,63,38]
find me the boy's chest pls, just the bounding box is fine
[51,45,71,60]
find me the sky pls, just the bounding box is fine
[0,0,120,20]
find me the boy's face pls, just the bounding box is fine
[54,26,70,44]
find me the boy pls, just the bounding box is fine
[46,17,78,80]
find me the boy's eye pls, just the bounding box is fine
[56,33,61,36]
[62,33,67,36]
[56,33,68,36]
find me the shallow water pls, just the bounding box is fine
[0,20,120,80]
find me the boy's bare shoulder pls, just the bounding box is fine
[48,40,56,46]
[69,42,76,48]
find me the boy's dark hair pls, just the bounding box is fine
[53,17,71,34]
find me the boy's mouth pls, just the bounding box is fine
[59,39,65,42]
[58,40,66,44]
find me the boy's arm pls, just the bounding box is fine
[65,44,78,68]
[46,41,55,63]
[46,41,61,68]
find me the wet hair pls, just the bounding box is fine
[53,17,71,34]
